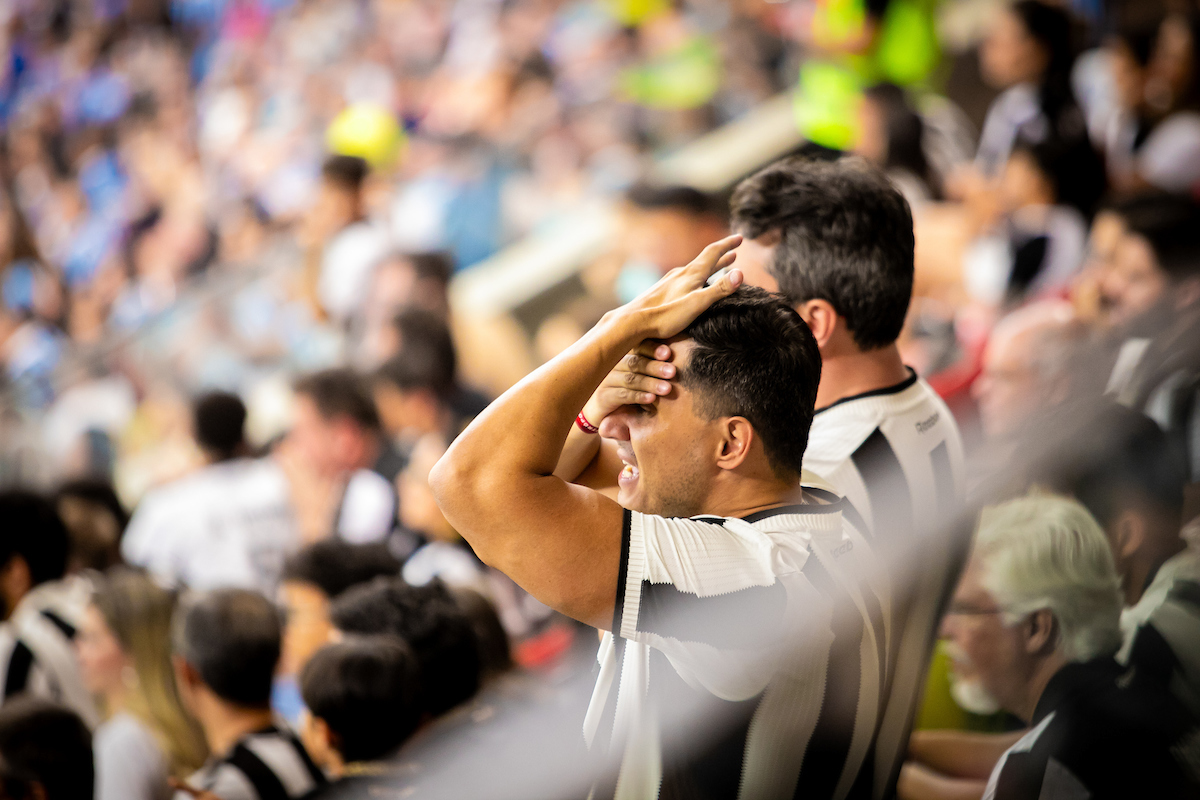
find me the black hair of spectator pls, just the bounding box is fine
[300,635,421,763]
[0,698,93,800]
[730,157,914,351]
[1029,402,1186,529]
[864,83,940,199]
[0,491,69,587]
[450,588,513,679]
[676,287,821,480]
[626,183,720,218]
[1011,133,1106,219]
[193,391,247,461]
[56,478,129,532]
[281,541,401,600]
[330,578,482,717]
[408,252,454,286]
[294,369,382,433]
[1115,193,1200,282]
[1110,15,1161,69]
[1010,0,1080,130]
[376,308,460,400]
[173,589,281,708]
[321,155,369,193]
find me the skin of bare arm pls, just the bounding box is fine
[896,762,988,800]
[906,729,1026,780]
[429,236,744,630]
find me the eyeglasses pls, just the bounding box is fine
[944,601,1006,616]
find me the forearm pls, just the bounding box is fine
[908,730,1024,780]
[897,763,987,800]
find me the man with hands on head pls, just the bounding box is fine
[432,237,890,800]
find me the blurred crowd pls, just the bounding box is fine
[1,0,1200,797]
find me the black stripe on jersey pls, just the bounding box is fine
[741,500,846,522]
[850,428,913,540]
[3,642,33,698]
[793,554,864,799]
[613,510,633,637]
[930,441,956,519]
[636,580,787,650]
[814,370,918,415]
[39,610,76,640]
[226,742,292,800]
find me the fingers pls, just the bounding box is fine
[619,351,676,380]
[686,234,743,279]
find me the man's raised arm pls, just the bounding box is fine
[429,236,743,629]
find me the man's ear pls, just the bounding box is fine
[1110,510,1148,565]
[714,417,755,472]
[1023,608,1057,655]
[795,299,840,349]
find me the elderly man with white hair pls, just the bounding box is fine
[939,493,1196,799]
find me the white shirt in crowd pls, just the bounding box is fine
[94,711,171,800]
[123,457,395,595]
[1105,110,1200,194]
[317,221,388,325]
[975,83,1043,177]
[587,495,889,800]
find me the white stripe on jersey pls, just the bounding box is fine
[590,492,891,800]
[802,371,968,800]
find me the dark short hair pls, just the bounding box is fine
[1010,133,1105,219]
[300,635,421,762]
[294,369,381,432]
[330,578,481,716]
[678,287,822,479]
[193,391,247,460]
[375,309,459,401]
[0,698,93,800]
[1037,403,1187,529]
[626,183,720,217]
[449,588,512,679]
[1115,193,1200,282]
[173,589,281,708]
[322,155,369,192]
[730,157,914,350]
[281,541,401,599]
[408,252,453,286]
[0,491,69,586]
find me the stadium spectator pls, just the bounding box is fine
[355,252,454,368]
[305,156,388,328]
[282,369,399,544]
[0,698,93,800]
[929,493,1195,799]
[122,392,297,594]
[277,541,401,678]
[973,301,1085,441]
[0,491,98,728]
[1105,15,1200,195]
[171,589,324,800]
[855,83,942,205]
[298,636,421,795]
[449,588,514,683]
[77,570,207,800]
[730,158,966,791]
[330,577,481,719]
[54,480,127,575]
[437,237,890,796]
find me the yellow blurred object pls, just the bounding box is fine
[326,103,406,170]
[914,642,971,731]
[792,60,862,150]
[620,35,722,110]
[603,0,670,26]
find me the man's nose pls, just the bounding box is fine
[599,409,632,441]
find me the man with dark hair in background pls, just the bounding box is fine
[728,157,967,796]
[433,238,892,798]
[329,577,481,720]
[0,491,98,729]
[284,368,401,543]
[123,392,297,595]
[298,636,422,797]
[302,155,387,327]
[0,697,93,800]
[172,589,325,800]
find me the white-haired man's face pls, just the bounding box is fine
[939,556,1036,719]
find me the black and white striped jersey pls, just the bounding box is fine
[0,580,99,729]
[585,493,891,800]
[179,725,326,800]
[803,370,967,800]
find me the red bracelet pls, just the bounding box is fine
[575,411,600,434]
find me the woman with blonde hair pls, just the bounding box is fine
[76,568,209,800]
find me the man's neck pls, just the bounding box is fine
[1127,533,1187,606]
[815,343,910,410]
[697,474,807,521]
[200,701,275,758]
[1015,653,1068,724]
